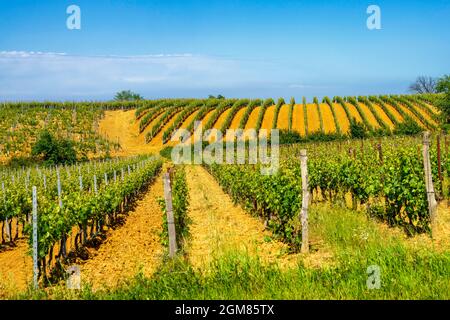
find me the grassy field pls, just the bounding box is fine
[0,96,448,300]
[14,202,450,300]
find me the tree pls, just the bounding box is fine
[31,131,77,165]
[409,76,437,94]
[114,90,143,101]
[436,75,450,93]
[208,94,225,99]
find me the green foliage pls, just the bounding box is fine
[31,131,77,165]
[162,101,203,144]
[280,137,442,234]
[203,99,237,132]
[394,117,423,136]
[323,96,341,134]
[114,90,143,101]
[159,166,190,251]
[139,100,172,133]
[392,95,435,130]
[436,74,450,93]
[347,97,373,131]
[0,104,112,159]
[208,94,225,99]
[380,95,415,125]
[146,100,192,143]
[435,85,450,124]
[403,95,439,122]
[219,99,250,134]
[313,97,325,133]
[278,129,303,144]
[7,156,38,168]
[271,98,286,129]
[438,95,450,125]
[159,146,173,159]
[303,131,345,142]
[358,96,390,132]
[254,98,274,133]
[238,99,262,129]
[287,97,295,132]
[334,96,353,125]
[135,100,163,119]
[0,155,162,273]
[17,203,450,299]
[368,96,399,126]
[206,163,302,250]
[349,118,367,139]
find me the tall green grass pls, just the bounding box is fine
[16,204,449,300]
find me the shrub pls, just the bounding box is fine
[349,118,367,139]
[278,129,303,144]
[31,131,77,165]
[394,118,423,136]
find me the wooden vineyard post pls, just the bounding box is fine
[437,134,443,196]
[299,149,310,254]
[163,172,177,258]
[377,142,383,164]
[32,186,38,290]
[423,132,438,238]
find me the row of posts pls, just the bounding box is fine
[29,162,142,289]
[298,131,440,254]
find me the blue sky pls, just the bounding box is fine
[0,0,449,101]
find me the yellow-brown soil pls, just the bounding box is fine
[306,104,320,133]
[244,106,261,130]
[373,104,395,129]
[212,108,232,131]
[148,110,183,147]
[383,103,404,122]
[333,103,350,133]
[409,103,438,127]
[424,102,439,114]
[79,173,164,291]
[320,103,336,133]
[292,104,306,135]
[0,240,32,298]
[185,165,300,270]
[276,104,290,130]
[229,107,247,130]
[396,103,426,127]
[260,105,275,133]
[358,102,380,128]
[164,108,200,147]
[346,102,363,122]
[98,110,161,156]
[189,109,216,144]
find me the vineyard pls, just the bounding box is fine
[127,94,440,147]
[0,93,449,300]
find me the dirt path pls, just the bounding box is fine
[79,173,164,291]
[99,110,161,156]
[185,165,299,270]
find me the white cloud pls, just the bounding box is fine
[0,51,261,100]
